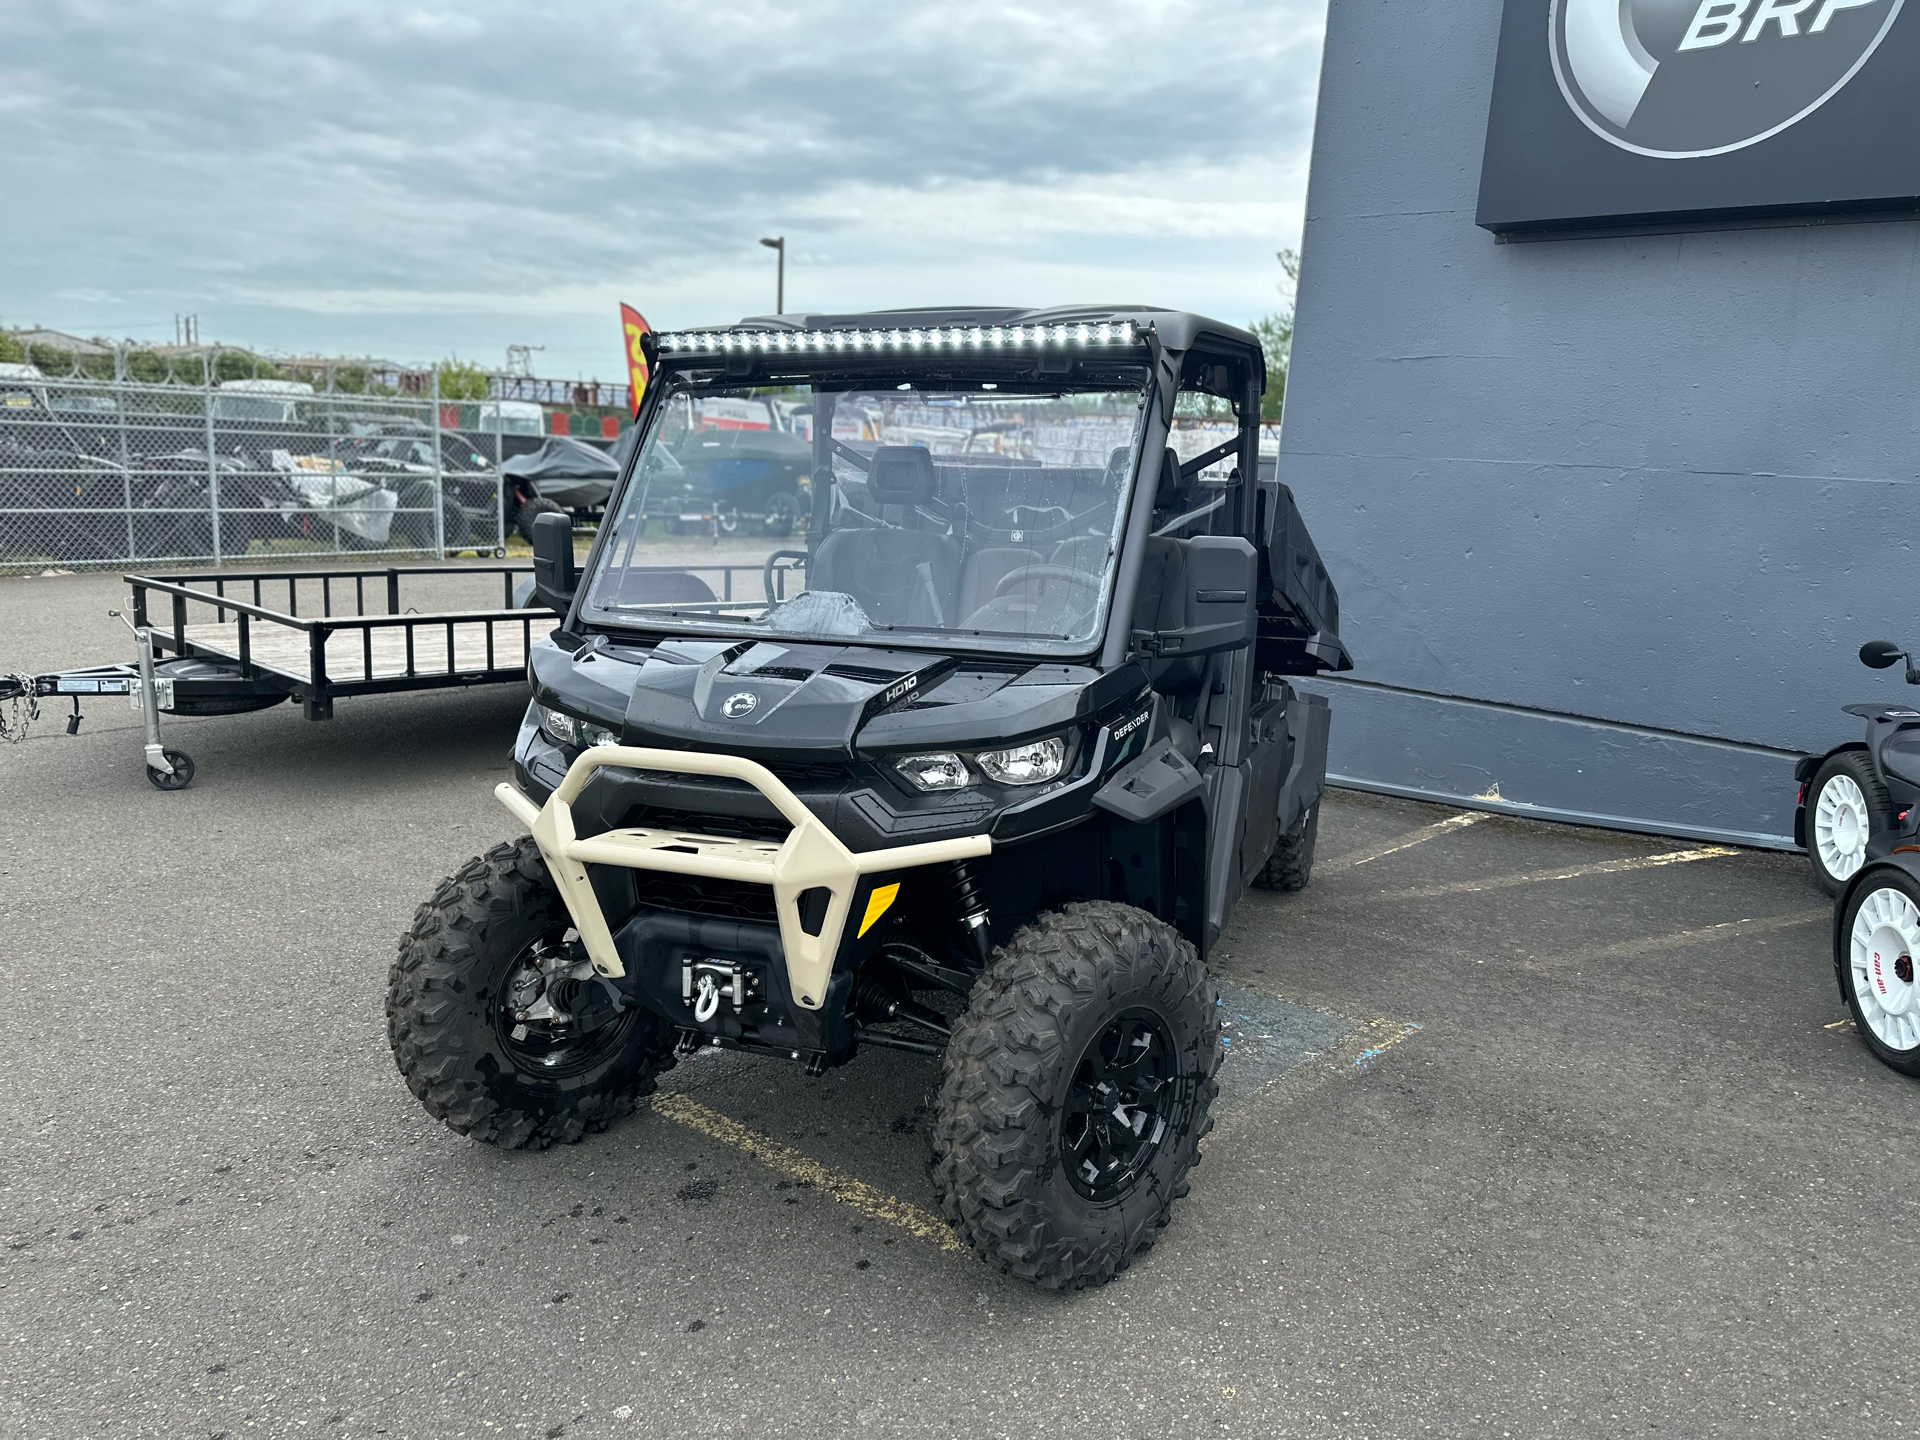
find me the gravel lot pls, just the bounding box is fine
[2,567,1913,1439]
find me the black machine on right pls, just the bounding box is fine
[1800,639,1920,1076]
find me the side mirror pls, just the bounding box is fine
[1860,639,1907,670]
[1163,536,1258,657]
[531,510,577,615]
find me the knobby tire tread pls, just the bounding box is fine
[1253,801,1318,892]
[929,900,1221,1290]
[387,837,667,1150]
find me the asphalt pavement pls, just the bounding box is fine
[2,567,1914,1440]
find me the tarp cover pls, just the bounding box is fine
[502,436,618,509]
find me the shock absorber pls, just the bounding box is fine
[946,859,993,971]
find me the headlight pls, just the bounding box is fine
[893,752,971,791]
[975,736,1067,786]
[537,702,617,749]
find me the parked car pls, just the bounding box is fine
[0,370,141,562]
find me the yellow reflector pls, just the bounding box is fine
[857,882,900,938]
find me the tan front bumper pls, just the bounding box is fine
[496,746,992,1010]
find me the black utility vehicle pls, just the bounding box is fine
[388,307,1352,1288]
[1815,639,1920,1077]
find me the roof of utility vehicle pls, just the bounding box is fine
[669,305,1263,356]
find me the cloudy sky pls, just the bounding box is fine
[1,1,1327,380]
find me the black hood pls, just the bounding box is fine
[623,640,953,755]
[559,637,1132,760]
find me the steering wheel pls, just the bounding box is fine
[992,564,1102,601]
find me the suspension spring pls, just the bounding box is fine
[945,859,993,970]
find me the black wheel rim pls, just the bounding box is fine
[1060,1007,1181,1203]
[492,926,640,1079]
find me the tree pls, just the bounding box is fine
[436,357,492,401]
[1250,247,1300,423]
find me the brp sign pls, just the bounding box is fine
[1553,0,1906,157]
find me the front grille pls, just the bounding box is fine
[766,758,855,784]
[624,805,790,845]
[637,872,778,924]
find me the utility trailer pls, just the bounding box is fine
[0,559,786,789]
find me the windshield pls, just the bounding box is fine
[210,395,297,423]
[580,380,1146,655]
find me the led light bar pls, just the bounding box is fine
[654,320,1141,358]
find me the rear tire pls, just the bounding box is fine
[387,838,673,1148]
[930,901,1220,1290]
[437,497,469,554]
[1809,753,1893,896]
[1837,867,1920,1077]
[513,496,568,544]
[1252,800,1319,892]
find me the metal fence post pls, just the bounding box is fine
[430,366,446,559]
[114,343,134,562]
[488,392,504,555]
[201,354,222,566]
[322,365,342,555]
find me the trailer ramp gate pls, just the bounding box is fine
[0,560,787,789]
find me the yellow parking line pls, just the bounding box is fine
[651,1092,967,1254]
[1525,907,1829,972]
[1377,845,1736,902]
[1324,811,1486,872]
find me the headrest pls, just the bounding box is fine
[867,445,937,503]
[1155,447,1183,510]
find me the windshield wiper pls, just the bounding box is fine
[874,623,1075,641]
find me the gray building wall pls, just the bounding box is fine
[1281,0,1920,848]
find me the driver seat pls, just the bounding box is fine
[956,547,1041,618]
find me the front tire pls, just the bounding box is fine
[387,838,673,1148]
[1809,753,1894,895]
[1838,868,1920,1077]
[930,901,1221,1290]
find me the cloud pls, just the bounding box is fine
[0,0,1325,374]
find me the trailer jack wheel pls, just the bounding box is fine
[146,749,195,791]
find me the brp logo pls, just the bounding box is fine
[720,691,758,719]
[1551,0,1905,157]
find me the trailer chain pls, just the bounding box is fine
[0,674,39,745]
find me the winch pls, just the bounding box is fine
[680,956,761,1023]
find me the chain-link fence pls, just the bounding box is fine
[0,361,519,576]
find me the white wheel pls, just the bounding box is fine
[1848,884,1920,1055]
[1815,772,1870,883]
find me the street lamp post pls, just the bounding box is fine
[759,236,785,314]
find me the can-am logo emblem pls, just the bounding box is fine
[1551,0,1905,158]
[720,691,758,719]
